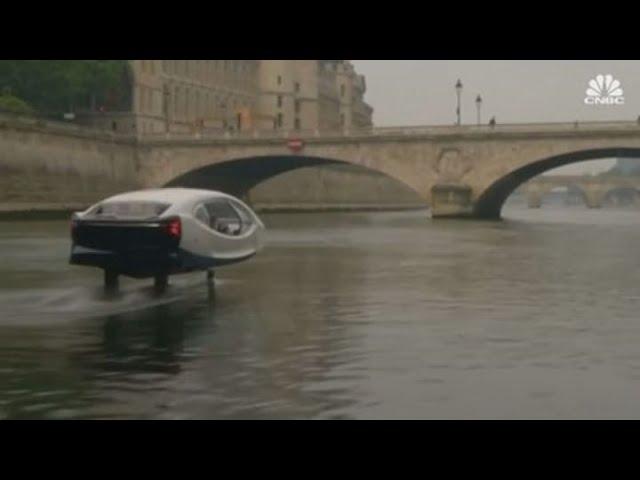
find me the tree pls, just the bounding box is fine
[0,93,34,114]
[0,60,131,114]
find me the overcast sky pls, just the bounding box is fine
[352,61,640,174]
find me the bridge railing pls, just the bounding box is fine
[2,106,639,142]
[139,120,640,142]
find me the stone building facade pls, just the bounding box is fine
[85,60,373,135]
[134,60,260,134]
[255,60,373,132]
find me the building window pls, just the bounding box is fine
[295,82,300,93]
[340,84,345,97]
[277,113,283,128]
[174,87,178,117]
[294,100,300,113]
[340,113,345,126]
[277,95,282,108]
[277,75,282,86]
[294,118,301,130]
[142,87,147,113]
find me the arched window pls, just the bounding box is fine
[139,86,145,113]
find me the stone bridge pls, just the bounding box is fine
[523,175,640,208]
[3,112,640,219]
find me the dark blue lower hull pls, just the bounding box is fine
[69,245,241,279]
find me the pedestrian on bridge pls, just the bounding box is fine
[489,117,496,128]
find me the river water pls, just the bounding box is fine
[1,204,640,419]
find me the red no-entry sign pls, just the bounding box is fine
[287,138,304,152]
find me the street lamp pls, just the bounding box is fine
[475,94,482,126]
[455,79,463,125]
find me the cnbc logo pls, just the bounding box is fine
[584,74,625,105]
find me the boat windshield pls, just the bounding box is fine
[87,201,171,219]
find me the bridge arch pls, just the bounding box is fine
[523,182,593,209]
[162,154,427,207]
[602,185,640,207]
[474,148,640,219]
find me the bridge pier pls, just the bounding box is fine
[430,184,473,218]
[582,185,606,209]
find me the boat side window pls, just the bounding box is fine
[229,200,255,234]
[194,204,210,226]
[205,199,242,236]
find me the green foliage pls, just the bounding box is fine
[0,93,34,114]
[0,60,132,114]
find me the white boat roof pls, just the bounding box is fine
[101,188,233,206]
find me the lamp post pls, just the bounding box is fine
[475,94,482,126]
[455,79,463,126]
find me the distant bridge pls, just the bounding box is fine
[3,113,640,219]
[522,175,640,208]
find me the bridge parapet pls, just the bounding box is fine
[3,108,640,144]
[137,120,640,144]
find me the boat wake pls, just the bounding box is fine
[0,274,222,326]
